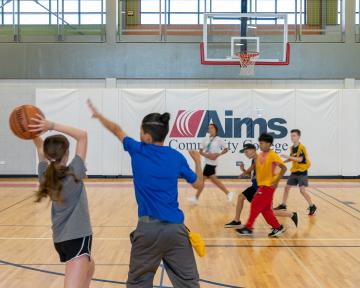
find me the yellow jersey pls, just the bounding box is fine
[290,143,311,173]
[255,150,285,187]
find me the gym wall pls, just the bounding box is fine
[1,79,359,177]
[32,87,360,177]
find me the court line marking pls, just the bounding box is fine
[0,259,167,287]
[1,182,360,189]
[0,259,242,288]
[312,187,360,214]
[159,264,165,288]
[0,224,137,228]
[206,245,360,248]
[309,189,360,221]
[0,195,34,214]
[0,263,129,266]
[279,239,323,288]
[0,237,359,241]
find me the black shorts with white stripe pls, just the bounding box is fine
[54,235,92,263]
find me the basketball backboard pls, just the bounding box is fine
[200,13,290,66]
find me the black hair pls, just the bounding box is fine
[209,123,218,135]
[291,129,301,136]
[258,133,274,144]
[141,112,170,142]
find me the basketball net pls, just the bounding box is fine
[235,51,259,76]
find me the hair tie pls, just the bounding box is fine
[143,121,165,126]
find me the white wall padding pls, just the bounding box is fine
[36,88,360,177]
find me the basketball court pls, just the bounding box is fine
[0,0,360,287]
[0,180,359,287]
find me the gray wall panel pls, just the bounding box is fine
[0,42,359,79]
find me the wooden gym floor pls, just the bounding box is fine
[0,179,359,288]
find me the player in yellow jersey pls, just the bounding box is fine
[237,133,287,237]
[274,129,317,216]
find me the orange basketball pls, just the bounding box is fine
[9,105,45,140]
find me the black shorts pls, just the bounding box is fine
[287,173,309,187]
[203,164,216,177]
[242,186,257,202]
[54,235,92,263]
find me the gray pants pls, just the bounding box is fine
[127,220,199,288]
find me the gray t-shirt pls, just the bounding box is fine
[38,155,92,243]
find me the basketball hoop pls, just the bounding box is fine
[234,51,259,76]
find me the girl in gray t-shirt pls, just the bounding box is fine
[29,114,94,288]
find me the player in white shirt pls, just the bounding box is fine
[188,124,234,205]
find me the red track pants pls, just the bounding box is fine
[245,186,281,230]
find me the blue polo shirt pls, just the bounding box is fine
[123,137,197,224]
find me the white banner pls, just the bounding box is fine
[341,90,360,176]
[295,90,340,175]
[36,89,113,175]
[208,89,253,175]
[36,88,360,177]
[101,89,122,175]
[166,89,209,168]
[121,89,166,175]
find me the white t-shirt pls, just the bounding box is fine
[201,135,227,166]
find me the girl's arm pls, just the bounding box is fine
[220,148,229,155]
[87,100,126,142]
[29,114,88,161]
[214,148,228,159]
[33,137,46,162]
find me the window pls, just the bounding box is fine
[140,0,162,24]
[255,0,275,13]
[138,0,302,25]
[211,0,241,12]
[0,0,106,42]
[0,0,106,25]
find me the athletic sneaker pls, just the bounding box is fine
[268,225,286,237]
[308,204,317,216]
[187,196,199,205]
[236,227,253,236]
[291,212,298,227]
[227,191,235,202]
[224,220,242,228]
[273,203,287,210]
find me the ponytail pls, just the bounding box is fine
[35,134,79,203]
[36,161,79,203]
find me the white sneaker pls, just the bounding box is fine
[187,196,199,205]
[227,191,234,202]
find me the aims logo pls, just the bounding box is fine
[170,110,288,139]
[170,110,206,137]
